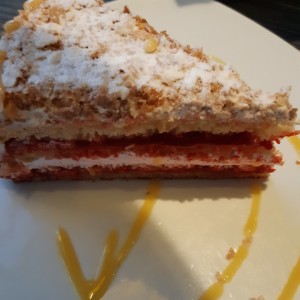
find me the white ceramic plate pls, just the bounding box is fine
[1,1,300,299]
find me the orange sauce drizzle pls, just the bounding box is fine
[277,256,300,300]
[277,136,300,299]
[199,184,262,300]
[57,180,161,300]
[289,136,300,164]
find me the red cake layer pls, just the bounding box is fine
[11,165,275,182]
[0,132,284,181]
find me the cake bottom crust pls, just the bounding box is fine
[9,165,273,182]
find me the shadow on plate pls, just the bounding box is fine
[175,0,213,6]
[1,178,267,202]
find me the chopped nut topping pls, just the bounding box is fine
[0,51,6,63]
[144,38,158,53]
[225,247,236,260]
[275,95,287,107]
[4,20,21,34]
[4,102,18,120]
[24,0,45,11]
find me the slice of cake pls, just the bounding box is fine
[0,0,297,181]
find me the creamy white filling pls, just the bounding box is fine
[23,152,269,170]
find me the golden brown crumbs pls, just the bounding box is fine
[225,247,236,260]
[215,271,225,282]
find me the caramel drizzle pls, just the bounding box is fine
[199,184,262,300]
[277,257,300,300]
[276,136,300,299]
[57,180,161,300]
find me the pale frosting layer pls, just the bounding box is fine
[23,152,272,170]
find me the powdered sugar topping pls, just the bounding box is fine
[1,0,254,102]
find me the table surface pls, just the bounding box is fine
[1,0,299,50]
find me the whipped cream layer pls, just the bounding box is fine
[23,152,273,170]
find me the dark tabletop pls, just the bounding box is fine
[0,0,299,50]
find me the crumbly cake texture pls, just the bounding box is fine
[0,0,297,142]
[0,0,298,181]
